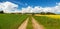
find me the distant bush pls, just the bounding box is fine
[40,12,46,15]
[46,12,56,15]
[0,11,4,14]
[40,12,56,15]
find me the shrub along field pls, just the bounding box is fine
[34,16,60,29]
[0,14,28,29]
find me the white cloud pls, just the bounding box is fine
[20,2,60,13]
[0,1,60,13]
[0,1,18,13]
[56,2,60,5]
[20,6,54,13]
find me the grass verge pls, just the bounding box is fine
[26,16,33,29]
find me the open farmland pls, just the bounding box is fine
[35,14,60,19]
[0,14,28,29]
[0,14,60,29]
[33,16,60,29]
[46,15,60,19]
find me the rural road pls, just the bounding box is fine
[32,17,44,29]
[18,18,29,29]
[18,17,44,29]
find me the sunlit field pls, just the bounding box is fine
[0,14,60,29]
[0,14,28,29]
[34,14,60,29]
[46,15,60,19]
[35,14,60,19]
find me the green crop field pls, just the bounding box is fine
[33,16,60,29]
[0,14,60,29]
[0,14,28,29]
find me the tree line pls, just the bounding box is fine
[0,11,56,15]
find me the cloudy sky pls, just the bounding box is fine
[0,0,60,13]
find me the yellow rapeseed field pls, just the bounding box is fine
[35,14,60,19]
[46,15,60,19]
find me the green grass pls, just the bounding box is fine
[26,16,33,29]
[0,14,28,29]
[34,16,60,29]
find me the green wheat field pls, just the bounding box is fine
[0,14,60,29]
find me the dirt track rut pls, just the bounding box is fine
[18,18,29,29]
[32,17,44,29]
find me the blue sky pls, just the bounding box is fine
[0,0,60,8]
[0,0,60,13]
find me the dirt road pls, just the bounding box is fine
[18,18,29,29]
[32,17,44,29]
[18,17,44,29]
